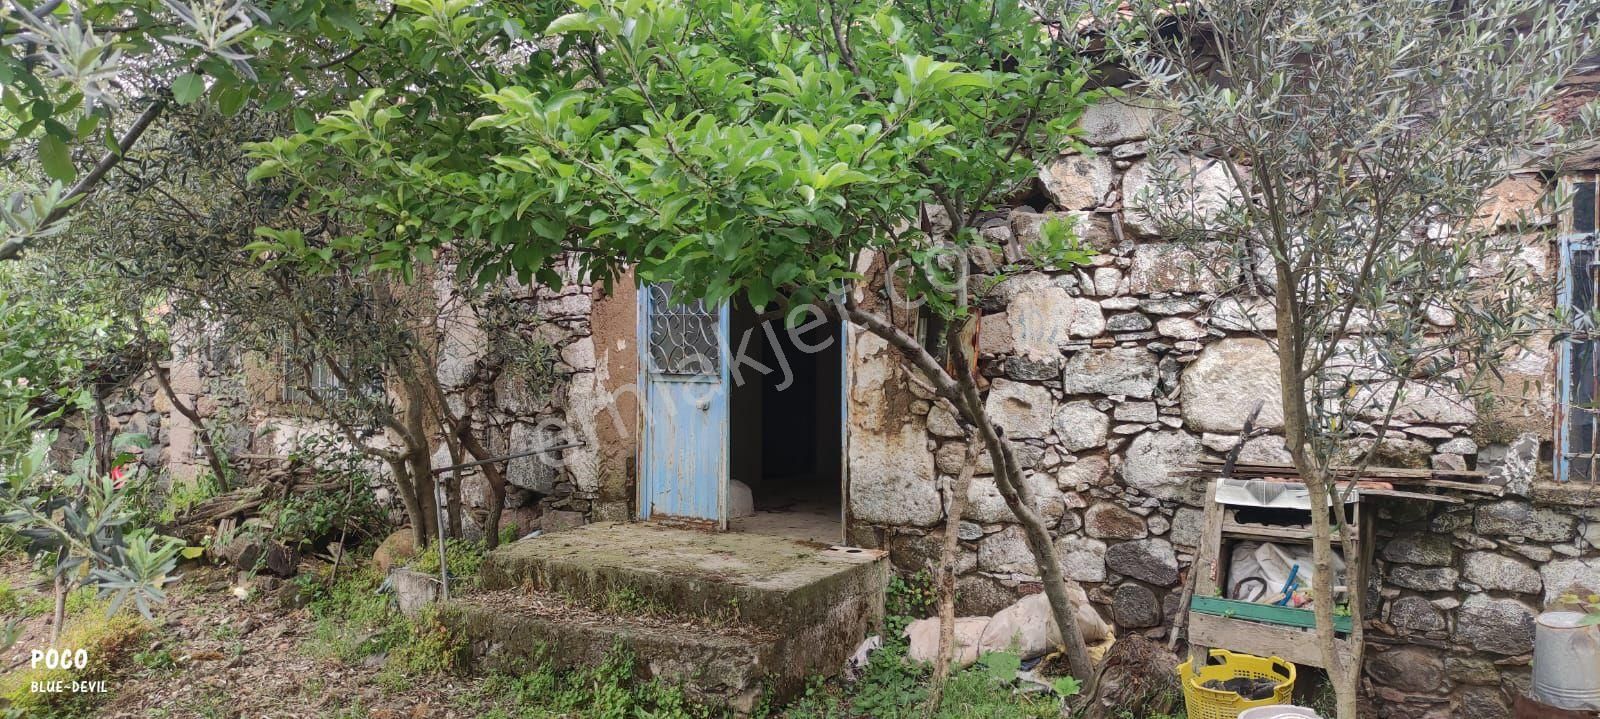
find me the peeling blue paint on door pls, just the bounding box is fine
[638,283,729,526]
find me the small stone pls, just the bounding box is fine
[1106,313,1152,332]
[1389,566,1459,592]
[957,522,984,541]
[1060,347,1159,398]
[1169,508,1204,548]
[1446,655,1501,685]
[1366,646,1445,693]
[1381,535,1456,567]
[1078,99,1160,146]
[978,525,1034,574]
[1139,298,1202,315]
[1155,316,1207,340]
[1388,595,1445,632]
[1004,356,1062,381]
[1462,552,1541,594]
[1085,503,1149,540]
[927,404,963,438]
[1406,426,1456,440]
[1093,267,1124,296]
[1053,401,1110,452]
[1207,297,1277,331]
[985,379,1055,440]
[1437,438,1479,455]
[1099,296,1140,311]
[1179,338,1285,432]
[1455,595,1536,655]
[1127,241,1233,291]
[1009,287,1106,358]
[1055,535,1108,583]
[1120,431,1202,501]
[1104,538,1179,586]
[1111,583,1161,628]
[1040,153,1115,210]
[1456,686,1510,719]
[1476,501,1576,543]
[1057,456,1110,490]
[1540,557,1600,606]
[1431,453,1468,471]
[1115,401,1159,423]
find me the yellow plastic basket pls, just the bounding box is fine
[1175,649,1297,719]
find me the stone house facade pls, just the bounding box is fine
[110,93,1600,719]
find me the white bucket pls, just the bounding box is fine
[1238,706,1321,719]
[1533,611,1600,711]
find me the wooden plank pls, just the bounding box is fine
[1188,478,1226,672]
[1357,488,1464,504]
[1190,596,1354,633]
[1190,458,1487,480]
[1221,520,1349,544]
[1187,612,1357,669]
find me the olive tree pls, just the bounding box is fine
[1116,1,1600,715]
[248,0,1112,687]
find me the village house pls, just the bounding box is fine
[97,77,1600,717]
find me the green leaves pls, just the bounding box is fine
[37,134,74,182]
[171,73,206,105]
[545,12,599,34]
[248,0,1101,324]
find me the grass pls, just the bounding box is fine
[404,537,487,592]
[460,646,713,719]
[778,641,1067,719]
[299,565,407,664]
[0,601,150,719]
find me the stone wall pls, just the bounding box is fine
[838,98,1598,719]
[429,256,638,537]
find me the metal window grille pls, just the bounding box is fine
[1559,178,1598,482]
[281,356,346,403]
[645,283,720,377]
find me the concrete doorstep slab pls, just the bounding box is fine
[447,521,889,714]
[479,521,888,629]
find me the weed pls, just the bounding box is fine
[885,570,935,637]
[390,604,465,675]
[778,643,1063,719]
[603,586,665,615]
[463,645,714,719]
[132,646,177,670]
[156,472,221,524]
[301,565,404,663]
[406,537,486,591]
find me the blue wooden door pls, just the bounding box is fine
[638,283,729,526]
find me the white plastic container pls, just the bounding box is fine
[1238,706,1321,719]
[1533,611,1600,711]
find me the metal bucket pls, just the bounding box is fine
[1532,611,1600,711]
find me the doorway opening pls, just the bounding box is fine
[728,300,843,544]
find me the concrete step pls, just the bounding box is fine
[479,521,887,631]
[444,588,786,714]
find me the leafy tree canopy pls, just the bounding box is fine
[249,0,1102,315]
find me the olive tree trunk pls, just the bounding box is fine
[846,303,1099,695]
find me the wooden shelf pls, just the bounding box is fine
[1190,596,1353,633]
[1220,520,1356,544]
[1187,612,1357,669]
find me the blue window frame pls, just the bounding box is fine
[1558,177,1598,482]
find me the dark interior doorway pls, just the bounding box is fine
[728,299,843,543]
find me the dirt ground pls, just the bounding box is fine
[0,558,487,719]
